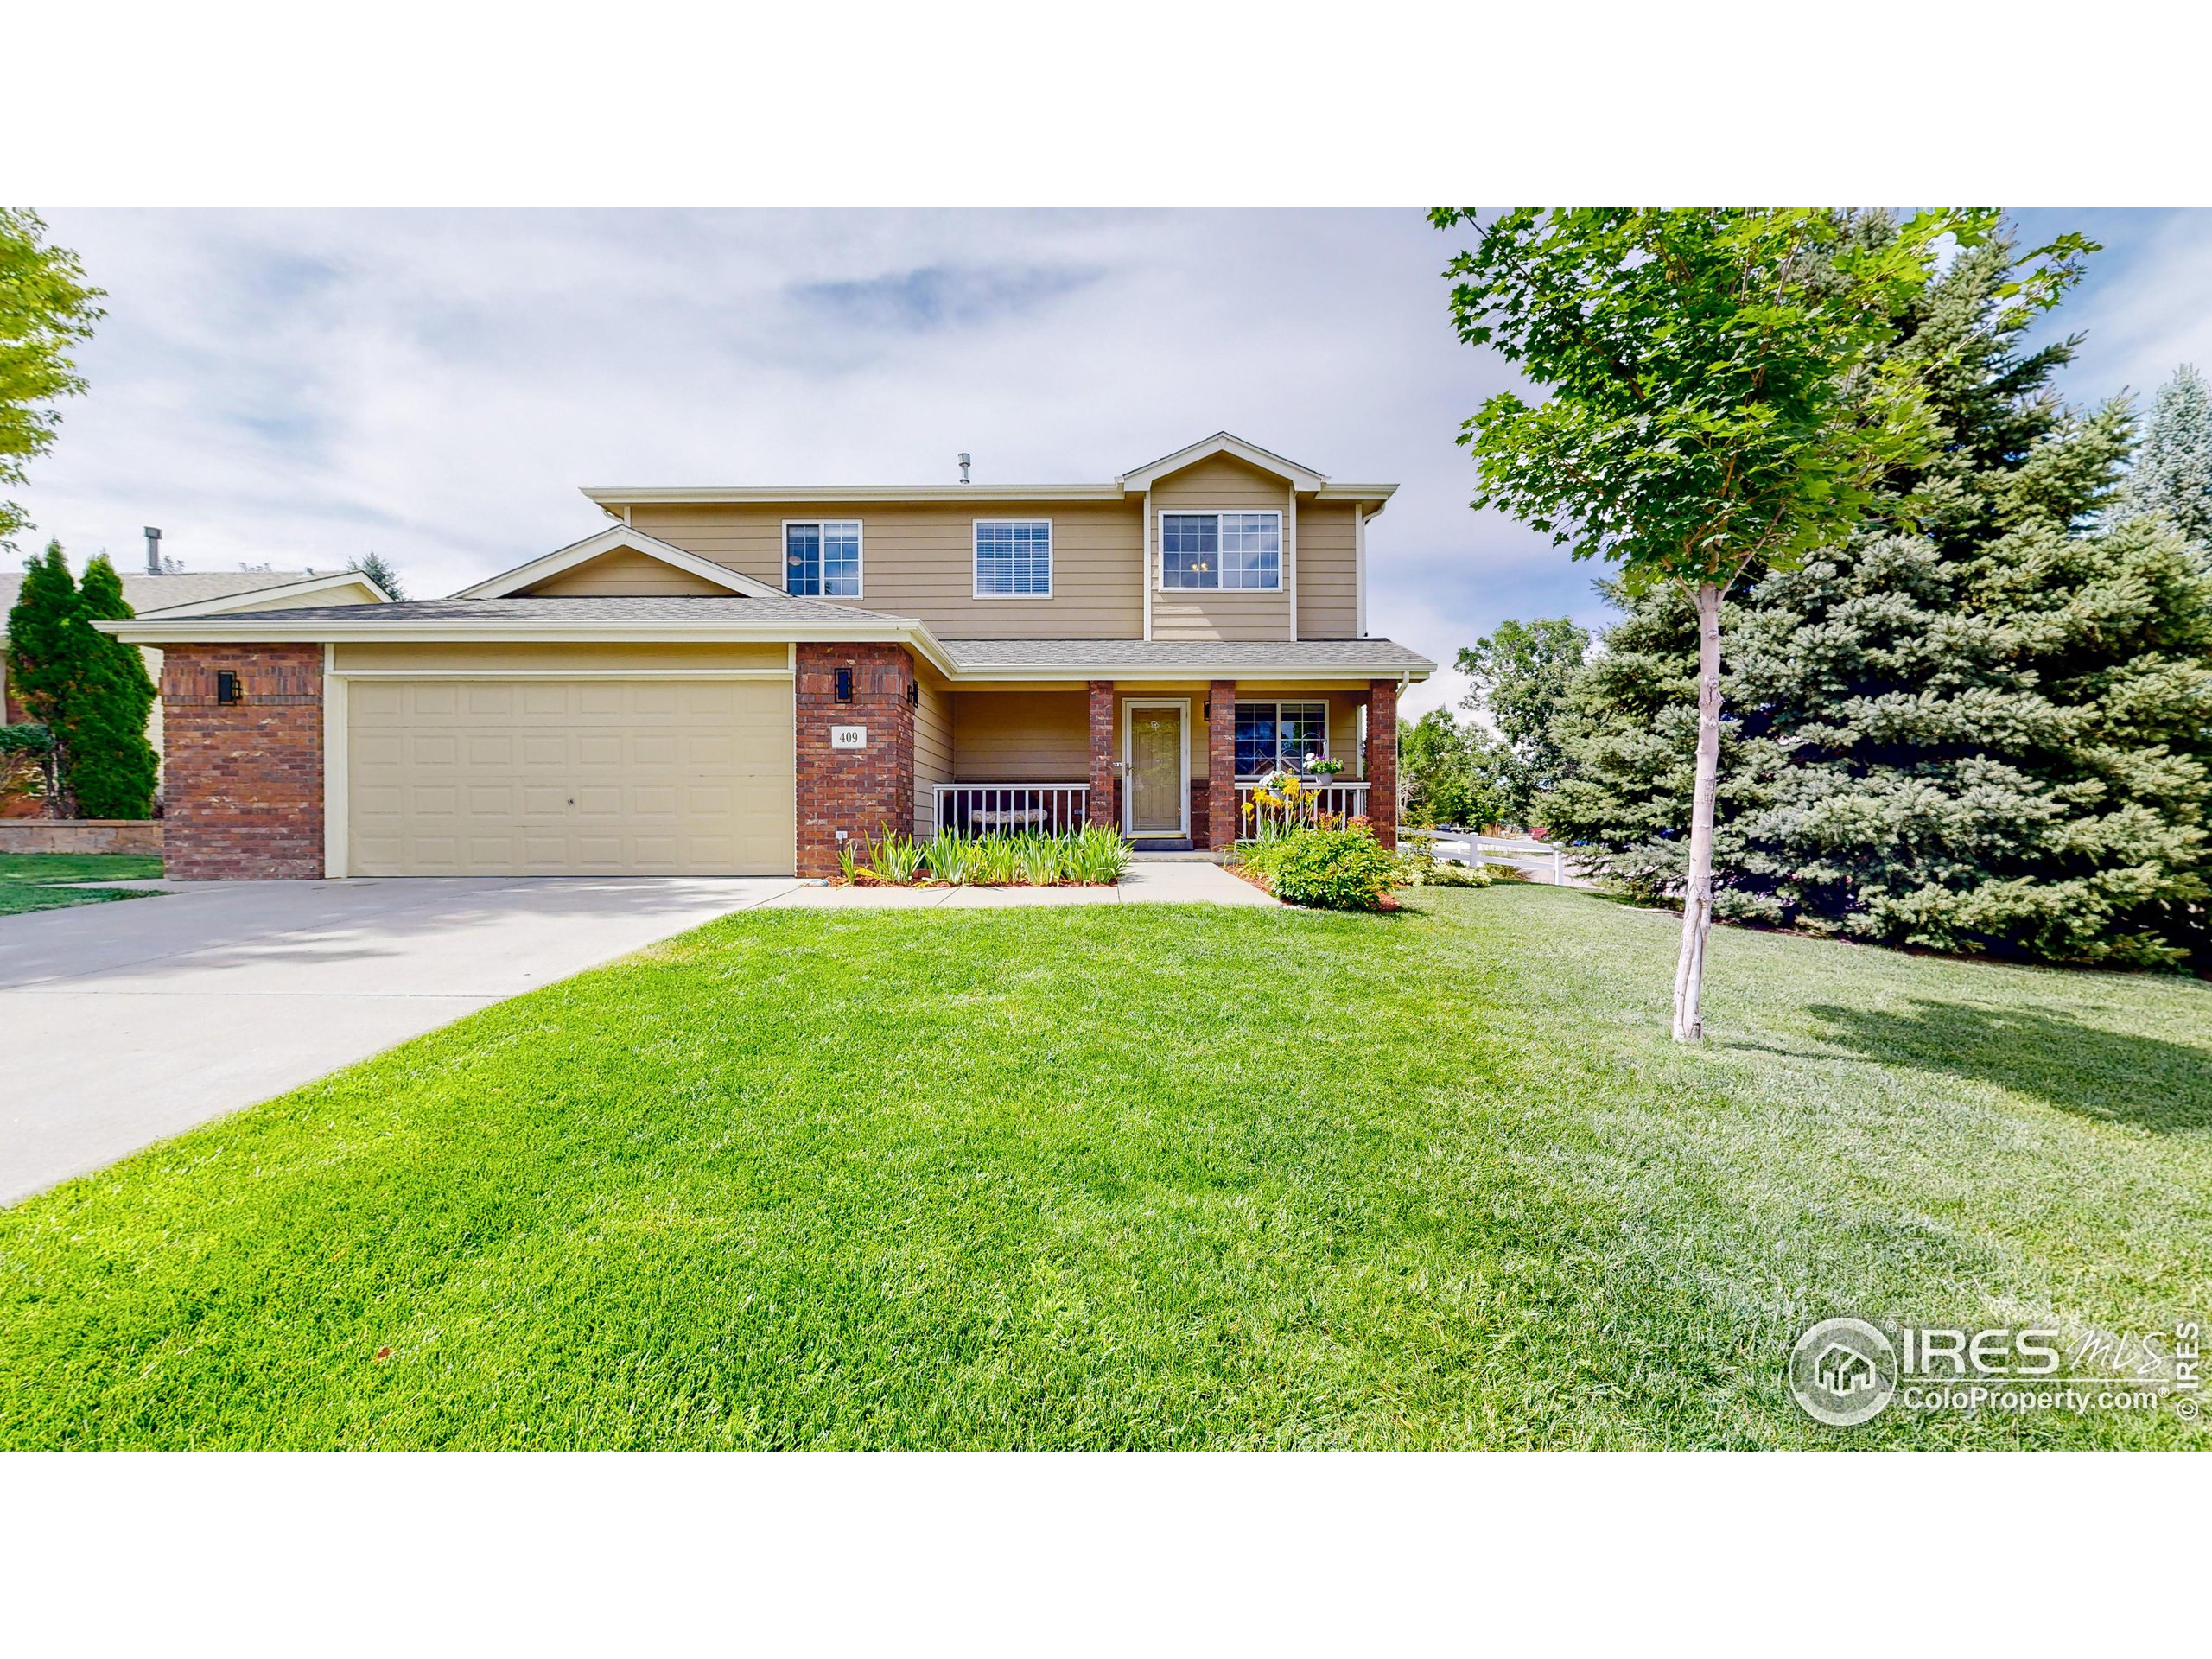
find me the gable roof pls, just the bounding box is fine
[454,524,785,601]
[0,567,386,631]
[1116,431,1330,493]
[130,569,391,616]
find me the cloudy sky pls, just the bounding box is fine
[12,207,2209,715]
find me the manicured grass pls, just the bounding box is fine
[2,888,2206,1448]
[0,852,165,915]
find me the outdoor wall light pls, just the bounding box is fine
[906,680,919,708]
[835,667,854,702]
[216,670,242,705]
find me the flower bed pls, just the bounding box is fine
[836,823,1133,887]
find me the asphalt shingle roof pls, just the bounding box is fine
[0,569,333,626]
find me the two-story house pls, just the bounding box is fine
[105,433,1435,880]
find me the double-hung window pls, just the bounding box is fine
[1234,701,1329,776]
[1160,511,1281,590]
[784,521,862,598]
[973,519,1052,597]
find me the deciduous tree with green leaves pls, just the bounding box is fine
[1455,615,1590,827]
[1431,207,2063,1040]
[0,210,105,553]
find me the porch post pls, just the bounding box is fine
[1206,678,1237,851]
[1364,677,1399,849]
[1087,679,1116,828]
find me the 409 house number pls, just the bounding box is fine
[830,725,868,750]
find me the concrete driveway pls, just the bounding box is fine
[0,876,801,1205]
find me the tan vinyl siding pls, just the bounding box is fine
[1150,454,1294,642]
[626,501,1145,638]
[913,664,953,838]
[518,548,732,597]
[1152,454,1287,511]
[1149,590,1288,643]
[1294,503,1359,639]
[334,641,789,674]
[951,690,1088,781]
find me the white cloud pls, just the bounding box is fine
[28,207,2182,723]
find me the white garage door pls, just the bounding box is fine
[346,678,794,875]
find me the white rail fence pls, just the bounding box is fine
[932,783,1091,837]
[1406,826,1567,885]
[1234,779,1373,842]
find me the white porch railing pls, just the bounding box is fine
[932,782,1091,837]
[1235,778,1372,842]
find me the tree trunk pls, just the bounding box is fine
[1672,581,1723,1043]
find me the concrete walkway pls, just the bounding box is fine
[0,875,803,1205]
[754,859,1277,909]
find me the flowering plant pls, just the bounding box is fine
[1302,751,1344,777]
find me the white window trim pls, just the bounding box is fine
[1232,698,1331,779]
[1155,508,1284,593]
[1121,697,1192,838]
[780,518,865,601]
[970,517,1054,600]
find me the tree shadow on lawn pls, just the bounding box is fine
[1796,1000,2212,1134]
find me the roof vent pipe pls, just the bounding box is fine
[957,453,971,484]
[144,526,162,575]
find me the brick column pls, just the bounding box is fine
[1364,677,1399,849]
[1087,679,1116,828]
[162,644,325,879]
[795,644,917,877]
[1206,678,1237,851]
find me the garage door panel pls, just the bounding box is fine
[349,677,793,875]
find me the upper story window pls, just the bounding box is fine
[1235,701,1329,776]
[1160,511,1281,590]
[785,520,862,598]
[973,518,1052,597]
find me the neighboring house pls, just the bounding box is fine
[104,434,1435,880]
[3,568,390,813]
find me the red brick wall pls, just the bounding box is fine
[1205,679,1236,850]
[1086,680,1115,827]
[1364,678,1399,849]
[162,645,324,880]
[796,643,916,877]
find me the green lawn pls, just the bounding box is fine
[0,851,166,915]
[3,887,2206,1448]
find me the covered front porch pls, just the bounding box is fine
[915,675,1402,851]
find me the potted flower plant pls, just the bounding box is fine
[1302,751,1345,777]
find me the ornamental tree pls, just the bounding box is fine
[1430,207,2070,1040]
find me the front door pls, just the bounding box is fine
[1123,700,1188,838]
